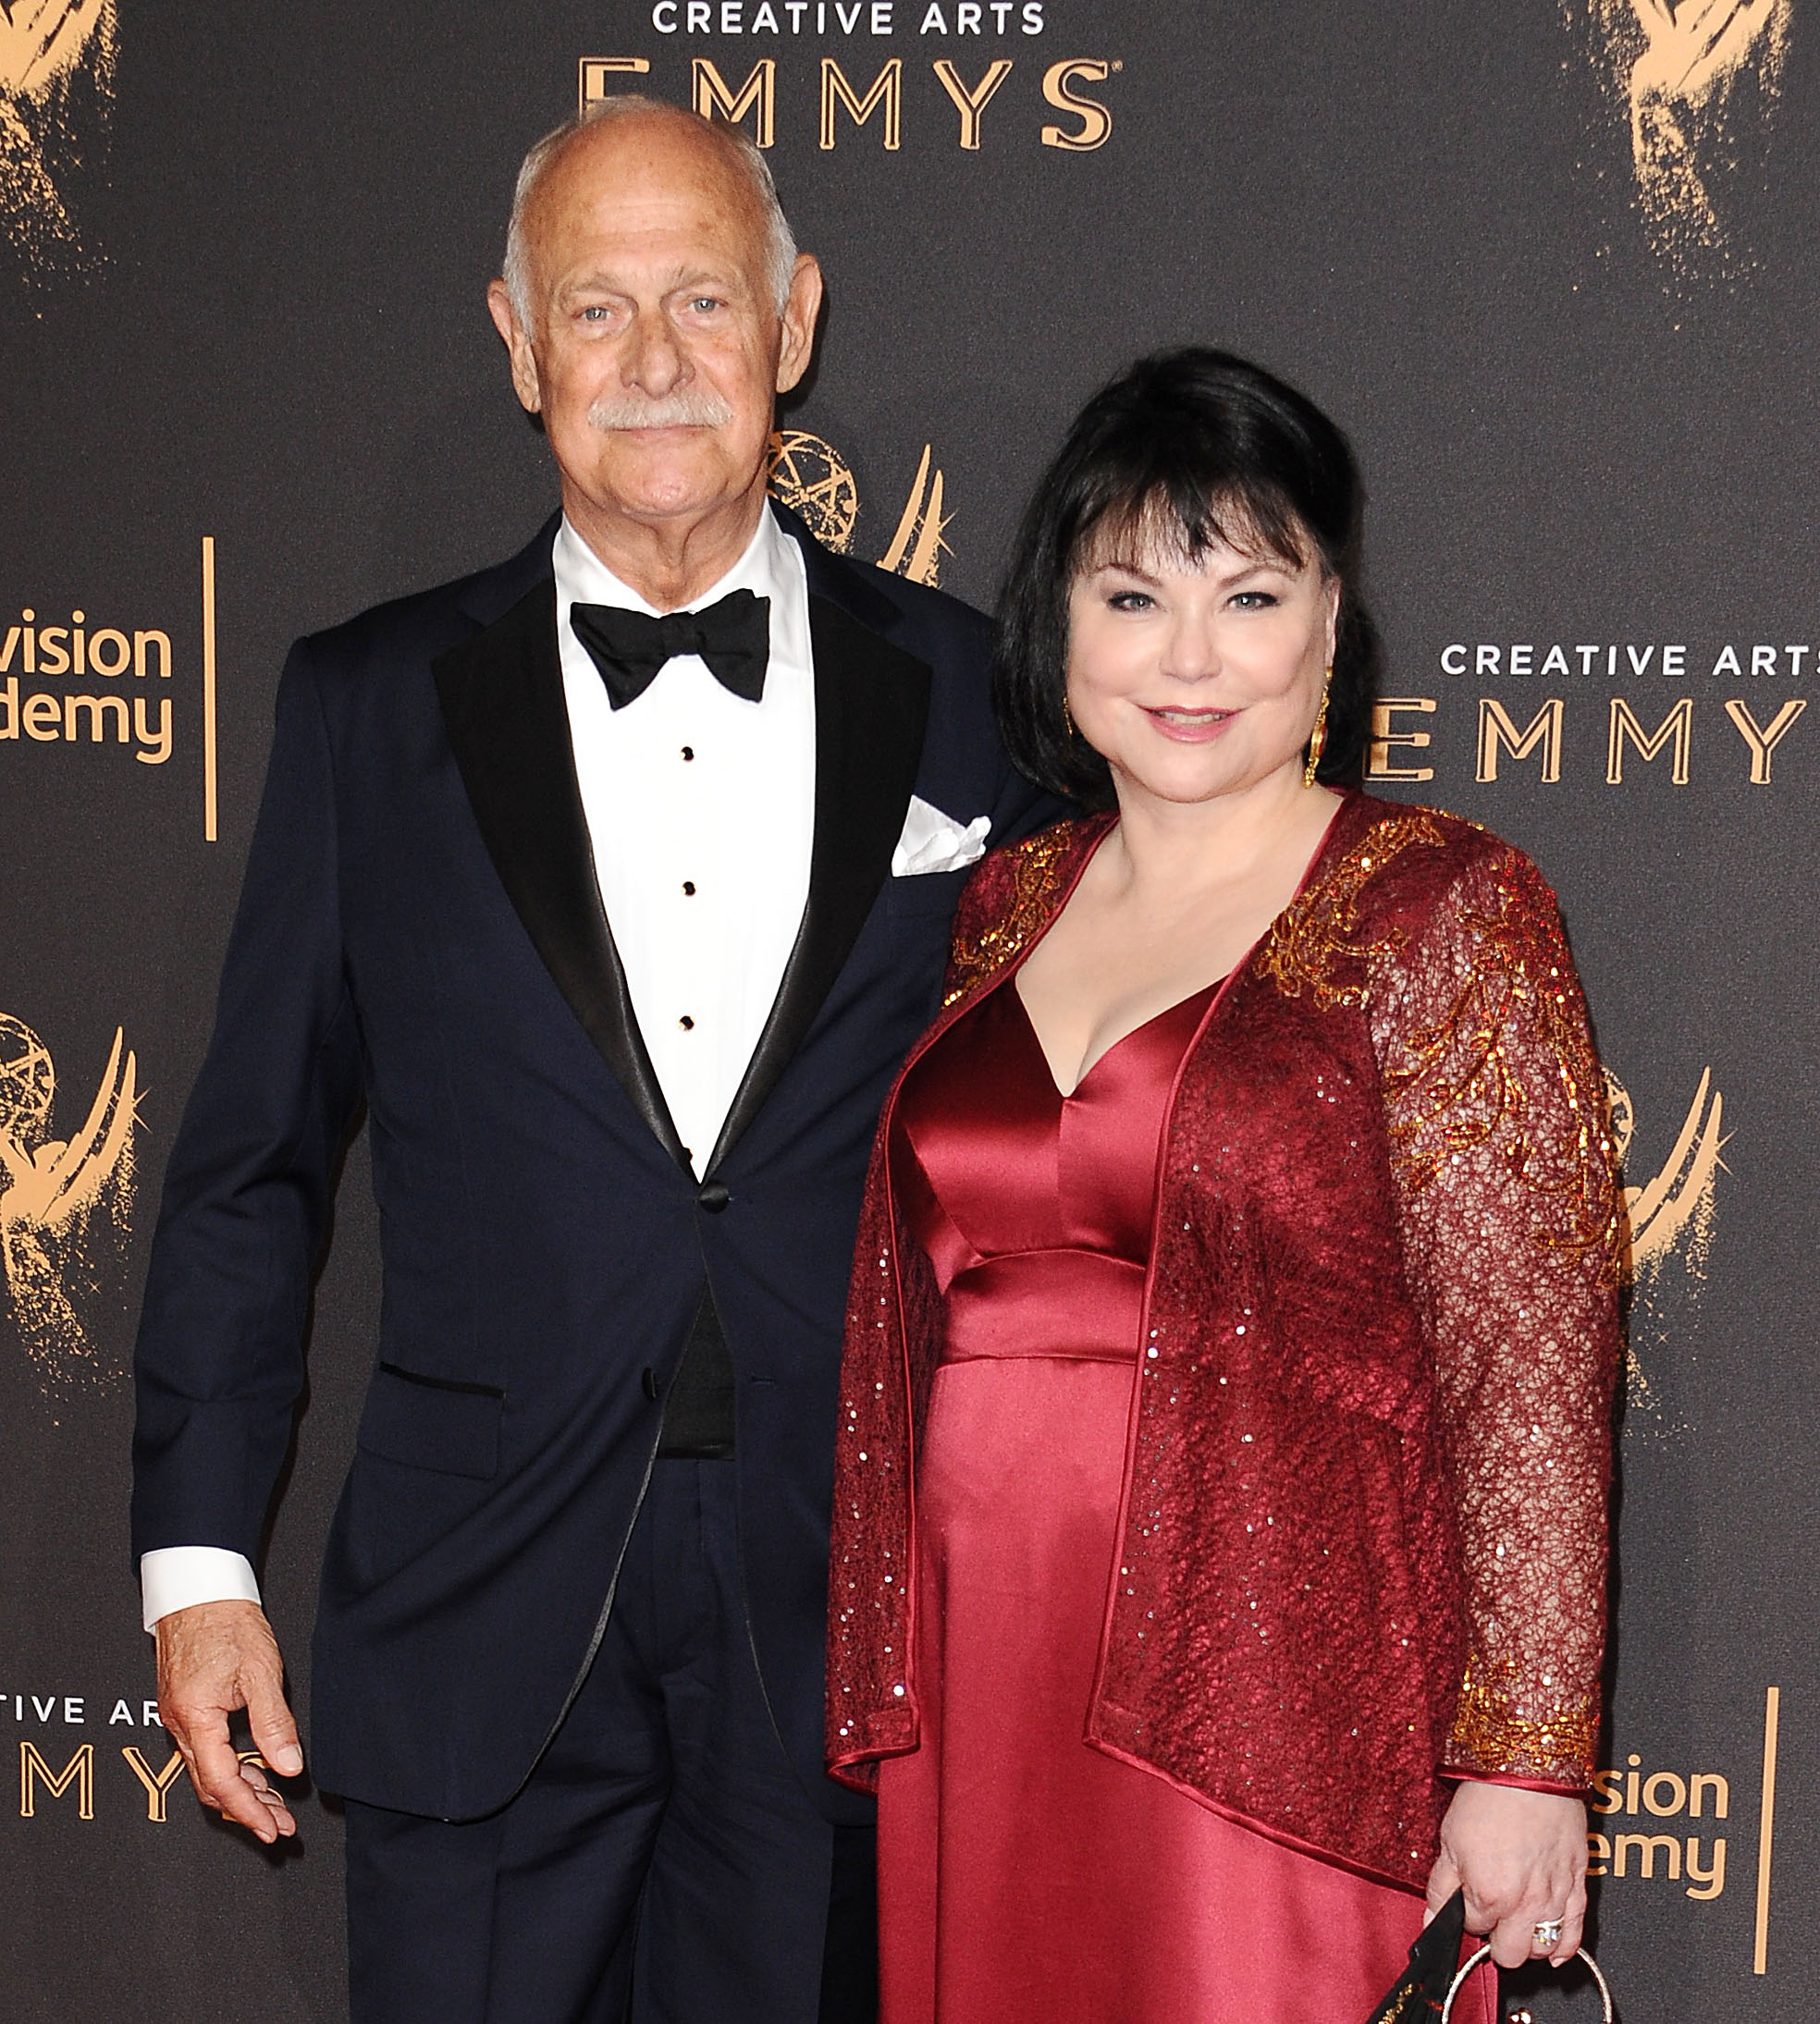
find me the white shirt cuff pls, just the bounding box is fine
[140,1547,263,1633]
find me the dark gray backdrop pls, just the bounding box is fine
[2,2,1812,2017]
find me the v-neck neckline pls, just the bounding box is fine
[996,791,1355,1103]
[1009,975,1221,1102]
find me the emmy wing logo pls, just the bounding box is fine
[0,1012,136,1398]
[0,0,115,278]
[1568,0,1791,279]
[1605,1064,1727,1423]
[768,431,953,586]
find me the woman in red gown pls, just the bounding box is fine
[827,351,1620,2022]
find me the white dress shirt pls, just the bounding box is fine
[141,505,818,1629]
[555,506,815,1175]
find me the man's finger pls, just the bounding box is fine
[154,1600,302,1841]
[245,1672,304,1777]
[189,1728,287,1842]
[237,1757,299,1837]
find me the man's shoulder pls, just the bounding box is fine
[833,553,987,633]
[288,520,557,683]
[778,504,990,666]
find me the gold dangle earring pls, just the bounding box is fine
[1303,668,1332,788]
[1063,692,1076,738]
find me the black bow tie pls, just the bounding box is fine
[570,590,771,710]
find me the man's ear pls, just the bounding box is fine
[775,253,824,396]
[486,280,544,415]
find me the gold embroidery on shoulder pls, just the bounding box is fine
[943,823,1077,1006]
[1251,812,1447,1010]
[1383,857,1625,1274]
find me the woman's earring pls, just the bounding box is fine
[1303,669,1332,788]
[1063,693,1076,738]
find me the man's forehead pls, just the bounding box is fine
[550,252,753,301]
[541,205,762,278]
[531,141,763,264]
[546,115,751,220]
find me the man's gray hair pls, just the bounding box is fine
[500,96,798,325]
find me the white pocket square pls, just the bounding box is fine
[892,797,991,877]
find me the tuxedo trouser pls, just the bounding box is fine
[342,1456,878,2024]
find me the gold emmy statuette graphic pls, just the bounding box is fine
[0,1012,136,1398]
[1605,1063,1727,1417]
[1568,0,1790,278]
[768,431,953,587]
[0,0,116,276]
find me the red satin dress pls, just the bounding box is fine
[879,975,1490,2024]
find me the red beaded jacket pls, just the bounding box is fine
[826,791,1622,1890]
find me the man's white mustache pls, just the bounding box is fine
[588,388,734,430]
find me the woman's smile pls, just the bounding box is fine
[1142,704,1236,740]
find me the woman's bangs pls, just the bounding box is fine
[1071,472,1312,580]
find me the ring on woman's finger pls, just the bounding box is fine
[1531,1920,1564,1951]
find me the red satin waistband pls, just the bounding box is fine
[941,1249,1146,1365]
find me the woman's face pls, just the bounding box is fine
[1064,521,1339,811]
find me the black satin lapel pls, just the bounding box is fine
[434,580,689,1170]
[702,595,931,1177]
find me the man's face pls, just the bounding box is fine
[488,112,820,546]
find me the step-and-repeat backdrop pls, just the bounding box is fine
[2,3,1812,2017]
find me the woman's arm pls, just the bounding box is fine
[1371,842,1623,1958]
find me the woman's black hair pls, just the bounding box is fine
[991,348,1377,809]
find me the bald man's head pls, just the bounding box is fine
[484,94,824,603]
[502,98,797,326]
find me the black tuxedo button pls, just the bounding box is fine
[697,1181,732,1213]
[641,1367,661,1400]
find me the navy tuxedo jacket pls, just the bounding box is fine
[131,505,1053,1823]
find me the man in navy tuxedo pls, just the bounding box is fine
[132,97,1051,2023]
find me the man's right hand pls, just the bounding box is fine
[155,1599,303,1844]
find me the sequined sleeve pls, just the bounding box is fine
[826,1086,945,1790]
[1368,844,1621,1790]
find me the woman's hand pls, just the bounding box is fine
[1425,1781,1589,1969]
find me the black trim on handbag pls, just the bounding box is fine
[1364,1887,1467,2022]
